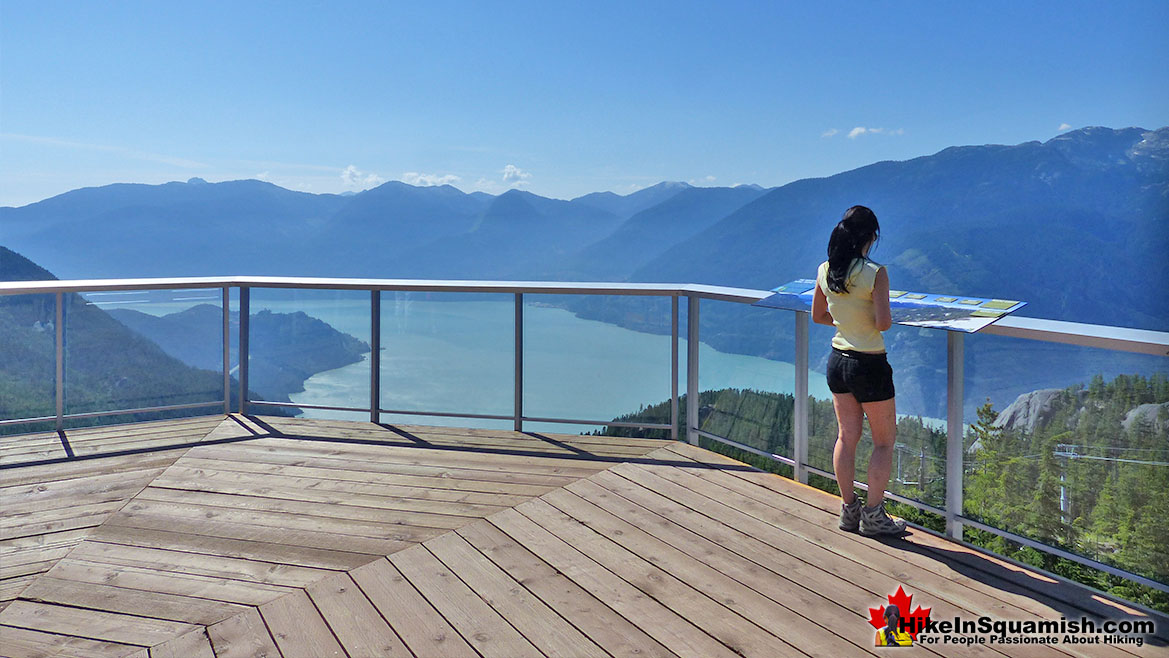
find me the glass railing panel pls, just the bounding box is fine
[806,323,949,509]
[691,300,813,464]
[247,288,372,422]
[63,288,225,422]
[964,333,1169,586]
[377,291,513,430]
[524,294,673,434]
[0,293,57,433]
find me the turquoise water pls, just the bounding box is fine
[255,298,835,433]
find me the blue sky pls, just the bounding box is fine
[2,0,1166,207]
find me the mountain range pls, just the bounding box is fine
[3,126,1166,417]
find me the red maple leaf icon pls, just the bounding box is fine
[868,586,932,640]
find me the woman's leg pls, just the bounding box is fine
[832,392,865,503]
[860,397,897,505]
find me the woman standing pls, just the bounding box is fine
[811,205,906,536]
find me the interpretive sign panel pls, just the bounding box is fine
[753,279,1027,333]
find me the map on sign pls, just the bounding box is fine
[753,279,1027,333]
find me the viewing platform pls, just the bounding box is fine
[2,415,1165,657]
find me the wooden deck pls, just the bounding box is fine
[1,415,1165,657]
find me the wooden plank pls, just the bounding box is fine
[1,527,95,552]
[0,450,187,488]
[186,442,592,487]
[149,628,216,658]
[148,471,512,518]
[0,423,221,464]
[458,520,676,658]
[0,447,68,466]
[254,419,667,457]
[390,544,543,658]
[99,508,410,561]
[518,497,803,658]
[234,435,617,476]
[425,530,609,658]
[46,559,295,607]
[350,557,478,658]
[133,486,478,530]
[157,463,532,507]
[67,540,338,588]
[0,500,127,540]
[20,576,250,626]
[548,482,873,657]
[206,608,281,658]
[0,418,220,454]
[113,496,459,540]
[17,577,248,626]
[662,449,1167,654]
[259,589,346,658]
[584,469,940,655]
[0,625,147,658]
[1,600,197,647]
[604,464,1059,658]
[489,507,739,658]
[1,551,73,580]
[174,456,555,497]
[1,474,161,516]
[305,572,411,657]
[0,574,36,603]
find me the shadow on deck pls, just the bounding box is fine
[1,415,1165,657]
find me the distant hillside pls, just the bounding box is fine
[108,305,370,402]
[562,185,769,280]
[571,181,692,219]
[0,247,237,430]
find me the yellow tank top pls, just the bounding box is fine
[817,259,886,353]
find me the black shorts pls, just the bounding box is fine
[826,348,895,403]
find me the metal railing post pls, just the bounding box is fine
[370,289,381,424]
[55,292,64,432]
[514,293,523,432]
[946,331,965,540]
[238,286,250,416]
[222,287,231,415]
[794,310,810,483]
[686,295,699,445]
[671,296,679,442]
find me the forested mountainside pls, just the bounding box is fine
[0,247,231,431]
[0,248,368,429]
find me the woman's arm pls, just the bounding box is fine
[812,285,834,326]
[872,266,893,331]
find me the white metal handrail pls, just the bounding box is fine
[2,276,1167,593]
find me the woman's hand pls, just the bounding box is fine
[872,266,893,331]
[812,284,835,326]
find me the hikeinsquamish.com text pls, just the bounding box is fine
[914,616,1154,648]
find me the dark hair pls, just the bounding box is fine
[826,205,880,293]
[884,605,901,644]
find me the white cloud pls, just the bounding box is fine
[255,171,271,181]
[688,175,717,185]
[848,126,904,139]
[822,128,840,138]
[501,164,531,186]
[341,165,385,189]
[401,172,461,187]
[1059,123,1072,131]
